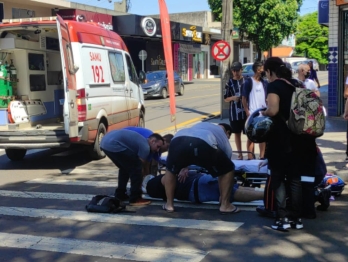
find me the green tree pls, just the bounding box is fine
[207,0,302,59]
[295,12,328,64]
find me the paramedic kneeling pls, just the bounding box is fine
[162,122,238,213]
[100,129,164,206]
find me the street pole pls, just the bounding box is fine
[220,0,233,119]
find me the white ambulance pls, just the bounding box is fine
[0,15,145,161]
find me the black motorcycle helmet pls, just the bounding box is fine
[245,108,273,143]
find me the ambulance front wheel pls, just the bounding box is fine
[138,111,145,127]
[89,122,106,160]
[5,149,27,161]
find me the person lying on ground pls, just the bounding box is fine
[144,172,264,203]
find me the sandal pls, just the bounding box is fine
[237,155,243,160]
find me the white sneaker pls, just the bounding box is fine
[142,175,155,194]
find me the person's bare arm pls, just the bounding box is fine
[242,96,250,116]
[344,84,348,98]
[262,94,280,117]
[224,96,240,103]
[344,99,348,120]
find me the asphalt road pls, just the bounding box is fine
[1,70,348,262]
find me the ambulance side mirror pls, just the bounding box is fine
[138,70,146,83]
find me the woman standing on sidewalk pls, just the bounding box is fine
[261,57,304,231]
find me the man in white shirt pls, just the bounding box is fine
[242,61,267,159]
[298,64,320,97]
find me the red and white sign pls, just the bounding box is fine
[57,9,113,30]
[212,40,231,61]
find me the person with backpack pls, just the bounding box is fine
[260,57,305,231]
[242,61,267,160]
[224,62,247,160]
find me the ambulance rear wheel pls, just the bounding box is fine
[89,122,106,160]
[5,149,27,161]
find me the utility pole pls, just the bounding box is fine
[220,0,233,119]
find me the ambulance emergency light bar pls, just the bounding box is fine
[2,16,113,30]
[2,17,57,24]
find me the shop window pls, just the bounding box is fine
[30,75,46,91]
[108,52,125,82]
[28,53,45,71]
[12,8,35,18]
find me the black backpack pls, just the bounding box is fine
[85,195,129,213]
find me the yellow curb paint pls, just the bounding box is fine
[155,111,220,134]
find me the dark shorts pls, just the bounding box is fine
[230,119,246,134]
[166,136,235,177]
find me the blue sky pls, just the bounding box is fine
[69,0,318,16]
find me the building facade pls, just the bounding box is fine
[112,15,203,81]
[326,0,347,116]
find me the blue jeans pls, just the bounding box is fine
[188,174,238,203]
[102,149,143,202]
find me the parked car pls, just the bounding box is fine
[141,71,184,99]
[242,63,254,78]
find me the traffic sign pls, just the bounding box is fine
[138,50,147,61]
[138,50,147,72]
[212,41,231,61]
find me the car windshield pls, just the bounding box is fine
[146,72,166,82]
[293,61,303,66]
[242,65,253,73]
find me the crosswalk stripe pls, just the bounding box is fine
[24,178,263,207]
[26,177,117,187]
[61,168,116,175]
[0,232,208,262]
[0,190,91,201]
[0,190,258,211]
[0,206,243,232]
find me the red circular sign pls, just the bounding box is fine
[212,40,231,61]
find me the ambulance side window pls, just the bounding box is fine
[125,54,138,84]
[108,52,125,82]
[66,44,75,74]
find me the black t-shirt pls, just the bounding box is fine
[146,172,202,201]
[266,79,294,169]
[291,135,317,176]
[266,79,318,175]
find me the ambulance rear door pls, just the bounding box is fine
[56,15,79,139]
